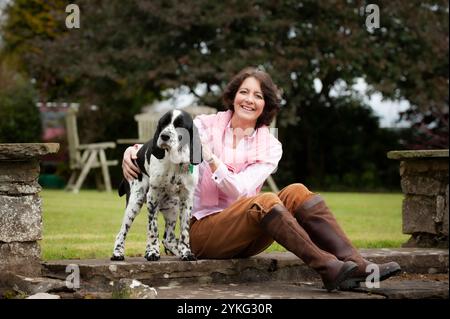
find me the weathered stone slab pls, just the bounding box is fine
[403,233,448,248]
[388,149,449,160]
[154,275,449,299]
[353,278,449,299]
[154,281,385,299]
[0,194,42,242]
[401,175,442,196]
[43,256,275,289]
[0,160,40,183]
[9,277,448,299]
[443,186,449,236]
[41,249,449,289]
[0,143,59,160]
[0,271,70,296]
[111,279,157,299]
[0,182,41,196]
[389,150,448,248]
[0,242,41,277]
[0,143,59,280]
[399,159,449,176]
[403,195,437,234]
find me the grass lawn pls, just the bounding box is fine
[40,189,408,260]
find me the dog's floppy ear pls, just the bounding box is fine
[118,179,130,207]
[190,123,202,165]
[151,122,165,160]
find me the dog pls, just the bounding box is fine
[111,109,202,261]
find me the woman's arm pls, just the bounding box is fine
[195,115,282,197]
[210,160,279,198]
[122,144,142,181]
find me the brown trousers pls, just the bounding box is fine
[190,183,316,259]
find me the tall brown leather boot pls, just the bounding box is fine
[261,204,357,291]
[294,195,401,289]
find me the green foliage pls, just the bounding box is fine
[3,1,448,120]
[276,96,405,190]
[0,64,42,142]
[366,1,448,114]
[111,289,130,299]
[1,0,447,189]
[0,0,67,72]
[2,290,18,299]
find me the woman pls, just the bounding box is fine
[122,67,401,291]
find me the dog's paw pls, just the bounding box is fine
[145,253,160,261]
[180,253,197,261]
[110,255,125,261]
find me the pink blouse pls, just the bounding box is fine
[192,111,283,220]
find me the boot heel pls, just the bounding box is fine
[340,261,402,290]
[324,261,358,292]
[339,277,363,290]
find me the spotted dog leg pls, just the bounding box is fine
[144,194,161,261]
[178,194,196,261]
[160,205,181,257]
[111,179,148,261]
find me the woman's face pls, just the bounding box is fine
[233,76,265,126]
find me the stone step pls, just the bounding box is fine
[42,248,448,291]
[3,272,447,299]
[152,274,449,299]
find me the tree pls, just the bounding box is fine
[0,62,42,143]
[1,0,447,189]
[364,1,449,150]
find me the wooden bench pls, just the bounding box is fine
[65,107,118,193]
[117,106,217,144]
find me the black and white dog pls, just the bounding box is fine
[111,109,202,261]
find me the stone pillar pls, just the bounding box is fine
[388,150,449,248]
[0,143,59,276]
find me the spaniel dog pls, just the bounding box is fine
[111,109,201,261]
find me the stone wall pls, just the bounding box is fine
[0,143,59,276]
[388,150,449,248]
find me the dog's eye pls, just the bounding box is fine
[176,127,189,143]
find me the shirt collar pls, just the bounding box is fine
[226,119,257,139]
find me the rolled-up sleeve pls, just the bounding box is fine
[211,159,281,198]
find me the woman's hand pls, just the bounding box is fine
[199,132,214,163]
[202,143,214,163]
[122,144,141,181]
[199,132,220,174]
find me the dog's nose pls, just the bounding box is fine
[160,134,170,141]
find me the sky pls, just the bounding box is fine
[328,78,411,128]
[0,1,410,128]
[356,82,410,128]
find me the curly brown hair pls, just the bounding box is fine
[222,67,281,129]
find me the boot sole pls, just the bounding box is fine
[324,261,358,292]
[339,264,402,290]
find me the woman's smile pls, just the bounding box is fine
[240,104,256,112]
[232,76,265,129]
